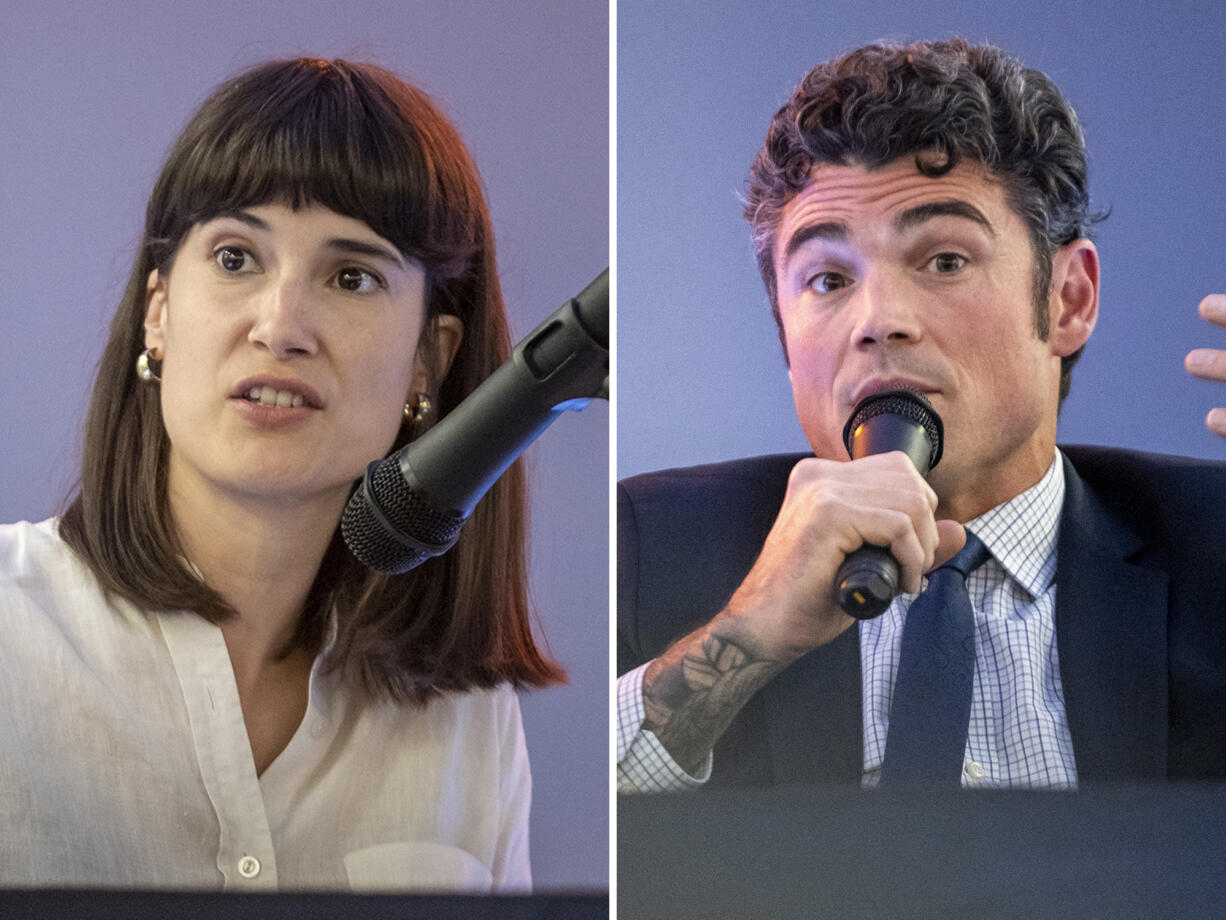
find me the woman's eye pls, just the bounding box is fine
[929,252,967,274]
[808,271,850,294]
[336,267,383,294]
[214,246,254,273]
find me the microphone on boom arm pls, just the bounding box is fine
[341,268,609,574]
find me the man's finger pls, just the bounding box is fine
[1185,348,1226,381]
[1199,294,1226,327]
[929,520,967,571]
[1208,408,1226,439]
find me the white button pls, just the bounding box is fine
[964,761,986,781]
[237,855,261,879]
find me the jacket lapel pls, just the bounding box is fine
[1057,454,1169,781]
[745,452,1170,787]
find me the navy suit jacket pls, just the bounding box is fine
[618,446,1226,785]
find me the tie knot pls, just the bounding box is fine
[936,531,990,580]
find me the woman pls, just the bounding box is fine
[0,58,562,891]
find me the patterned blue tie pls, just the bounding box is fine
[881,531,990,784]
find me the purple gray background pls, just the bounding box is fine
[10,0,1226,894]
[618,1,1226,478]
[0,0,607,891]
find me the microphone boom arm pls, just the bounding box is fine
[401,268,609,520]
[341,268,608,574]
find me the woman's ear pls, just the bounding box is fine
[410,314,464,397]
[144,269,168,354]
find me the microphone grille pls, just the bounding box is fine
[341,454,468,574]
[369,456,468,546]
[842,389,943,469]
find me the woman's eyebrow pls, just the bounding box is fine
[210,208,270,231]
[206,211,407,270]
[324,237,406,270]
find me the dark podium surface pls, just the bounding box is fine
[0,891,607,920]
[619,785,1226,919]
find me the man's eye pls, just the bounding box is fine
[336,267,383,294]
[808,271,850,293]
[929,252,967,273]
[214,246,253,273]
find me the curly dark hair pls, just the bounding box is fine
[744,38,1105,405]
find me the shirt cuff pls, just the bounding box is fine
[615,662,712,794]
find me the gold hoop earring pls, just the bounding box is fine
[136,348,162,382]
[404,393,433,425]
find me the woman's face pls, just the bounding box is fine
[143,202,462,511]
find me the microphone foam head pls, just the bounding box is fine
[341,455,467,574]
[842,389,943,471]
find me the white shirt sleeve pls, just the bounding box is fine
[615,661,712,794]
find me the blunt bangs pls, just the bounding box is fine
[145,59,477,291]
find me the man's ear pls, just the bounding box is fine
[409,314,464,398]
[144,269,168,354]
[1048,239,1099,357]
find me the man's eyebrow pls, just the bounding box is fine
[783,221,849,260]
[894,199,995,235]
[324,237,407,270]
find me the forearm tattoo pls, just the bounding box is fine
[641,629,779,775]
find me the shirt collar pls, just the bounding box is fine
[964,450,1064,600]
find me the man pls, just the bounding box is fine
[617,39,1226,791]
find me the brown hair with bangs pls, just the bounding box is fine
[59,57,564,702]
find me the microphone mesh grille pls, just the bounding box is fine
[843,390,943,469]
[341,455,467,574]
[369,457,467,547]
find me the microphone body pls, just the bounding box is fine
[341,269,609,573]
[832,389,944,619]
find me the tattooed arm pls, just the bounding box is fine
[617,453,964,789]
[639,615,787,776]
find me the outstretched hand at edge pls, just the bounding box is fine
[1185,294,1226,439]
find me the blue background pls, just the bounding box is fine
[618,0,1226,478]
[0,0,607,891]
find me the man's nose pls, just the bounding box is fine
[848,271,924,348]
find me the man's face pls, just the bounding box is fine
[771,157,1094,518]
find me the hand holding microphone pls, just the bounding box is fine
[713,388,962,663]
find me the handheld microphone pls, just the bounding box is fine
[341,268,608,573]
[832,389,944,619]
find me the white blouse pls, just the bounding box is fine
[0,519,531,891]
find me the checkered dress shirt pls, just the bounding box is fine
[617,452,1077,792]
